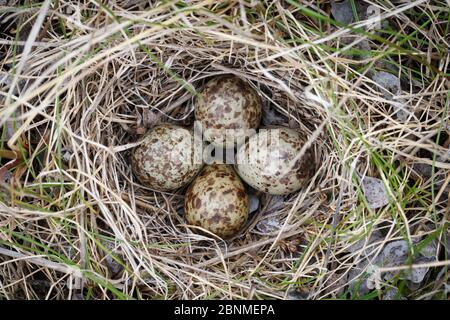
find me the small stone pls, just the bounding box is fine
[255,215,282,234]
[248,192,260,214]
[372,71,410,121]
[360,175,390,209]
[372,71,401,99]
[382,287,406,300]
[331,1,354,25]
[102,241,124,276]
[286,288,308,300]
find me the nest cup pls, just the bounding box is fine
[1,0,448,299]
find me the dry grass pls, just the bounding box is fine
[0,0,449,299]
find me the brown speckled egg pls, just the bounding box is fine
[131,123,203,191]
[184,164,249,238]
[235,127,315,195]
[195,75,262,147]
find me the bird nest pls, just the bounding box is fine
[0,1,449,300]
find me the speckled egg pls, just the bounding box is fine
[184,164,249,238]
[235,127,315,195]
[195,75,262,147]
[131,123,203,191]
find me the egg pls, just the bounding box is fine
[235,127,315,195]
[184,164,249,238]
[131,123,203,191]
[195,74,262,147]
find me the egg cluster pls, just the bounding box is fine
[131,75,315,238]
